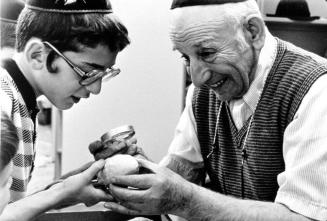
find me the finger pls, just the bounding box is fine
[105,141,129,154]
[95,147,119,160]
[110,185,147,202]
[89,140,104,154]
[124,145,148,160]
[135,148,146,157]
[82,159,105,180]
[126,136,137,145]
[120,202,155,215]
[91,188,114,202]
[60,161,94,179]
[104,202,141,216]
[136,159,159,173]
[109,174,154,189]
[118,200,160,216]
[135,150,148,161]
[125,144,138,155]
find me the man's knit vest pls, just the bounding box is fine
[192,39,327,201]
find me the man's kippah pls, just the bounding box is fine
[171,0,247,9]
[0,0,24,23]
[26,0,113,13]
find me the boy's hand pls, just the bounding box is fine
[53,160,113,207]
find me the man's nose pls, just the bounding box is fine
[85,79,102,95]
[189,60,211,87]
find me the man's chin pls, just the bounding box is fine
[214,93,230,102]
[212,90,243,102]
[212,89,231,101]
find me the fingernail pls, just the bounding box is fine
[97,159,105,164]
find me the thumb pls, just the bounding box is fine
[82,159,105,180]
[136,158,158,173]
[89,140,104,154]
[126,136,137,145]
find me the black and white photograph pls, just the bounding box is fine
[0,0,327,220]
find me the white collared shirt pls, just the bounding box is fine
[162,32,327,220]
[229,31,277,130]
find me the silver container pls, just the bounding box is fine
[100,125,135,143]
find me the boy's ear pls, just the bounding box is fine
[243,15,265,50]
[24,39,48,70]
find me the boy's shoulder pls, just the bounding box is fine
[0,66,22,113]
[0,66,17,94]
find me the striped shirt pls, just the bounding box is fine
[0,59,38,202]
[164,36,327,220]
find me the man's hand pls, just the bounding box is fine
[88,137,148,160]
[53,160,113,207]
[103,159,193,216]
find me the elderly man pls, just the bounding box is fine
[98,0,327,220]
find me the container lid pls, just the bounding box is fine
[101,125,134,142]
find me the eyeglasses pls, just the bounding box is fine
[43,41,120,86]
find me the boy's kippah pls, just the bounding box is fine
[171,0,247,9]
[0,0,24,23]
[26,0,113,13]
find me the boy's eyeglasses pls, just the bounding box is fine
[43,41,120,86]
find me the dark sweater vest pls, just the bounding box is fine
[192,39,327,201]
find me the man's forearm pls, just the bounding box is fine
[160,154,205,184]
[0,184,66,221]
[175,183,312,221]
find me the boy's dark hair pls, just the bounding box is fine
[16,8,130,54]
[0,112,18,169]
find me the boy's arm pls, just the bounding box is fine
[1,184,69,221]
[0,160,112,221]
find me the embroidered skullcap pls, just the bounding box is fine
[171,0,247,9]
[0,0,24,23]
[26,0,113,13]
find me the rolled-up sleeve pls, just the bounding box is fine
[275,75,327,221]
[160,84,203,165]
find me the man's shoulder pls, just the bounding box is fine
[282,40,327,68]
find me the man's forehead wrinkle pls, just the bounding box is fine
[171,19,225,35]
[171,21,225,47]
[172,30,215,45]
[172,19,224,30]
[172,34,215,53]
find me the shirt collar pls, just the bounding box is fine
[1,58,39,119]
[239,31,277,112]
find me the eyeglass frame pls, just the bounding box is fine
[43,41,120,86]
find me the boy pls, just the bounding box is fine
[0,0,130,219]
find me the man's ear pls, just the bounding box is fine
[243,15,265,50]
[24,39,48,71]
